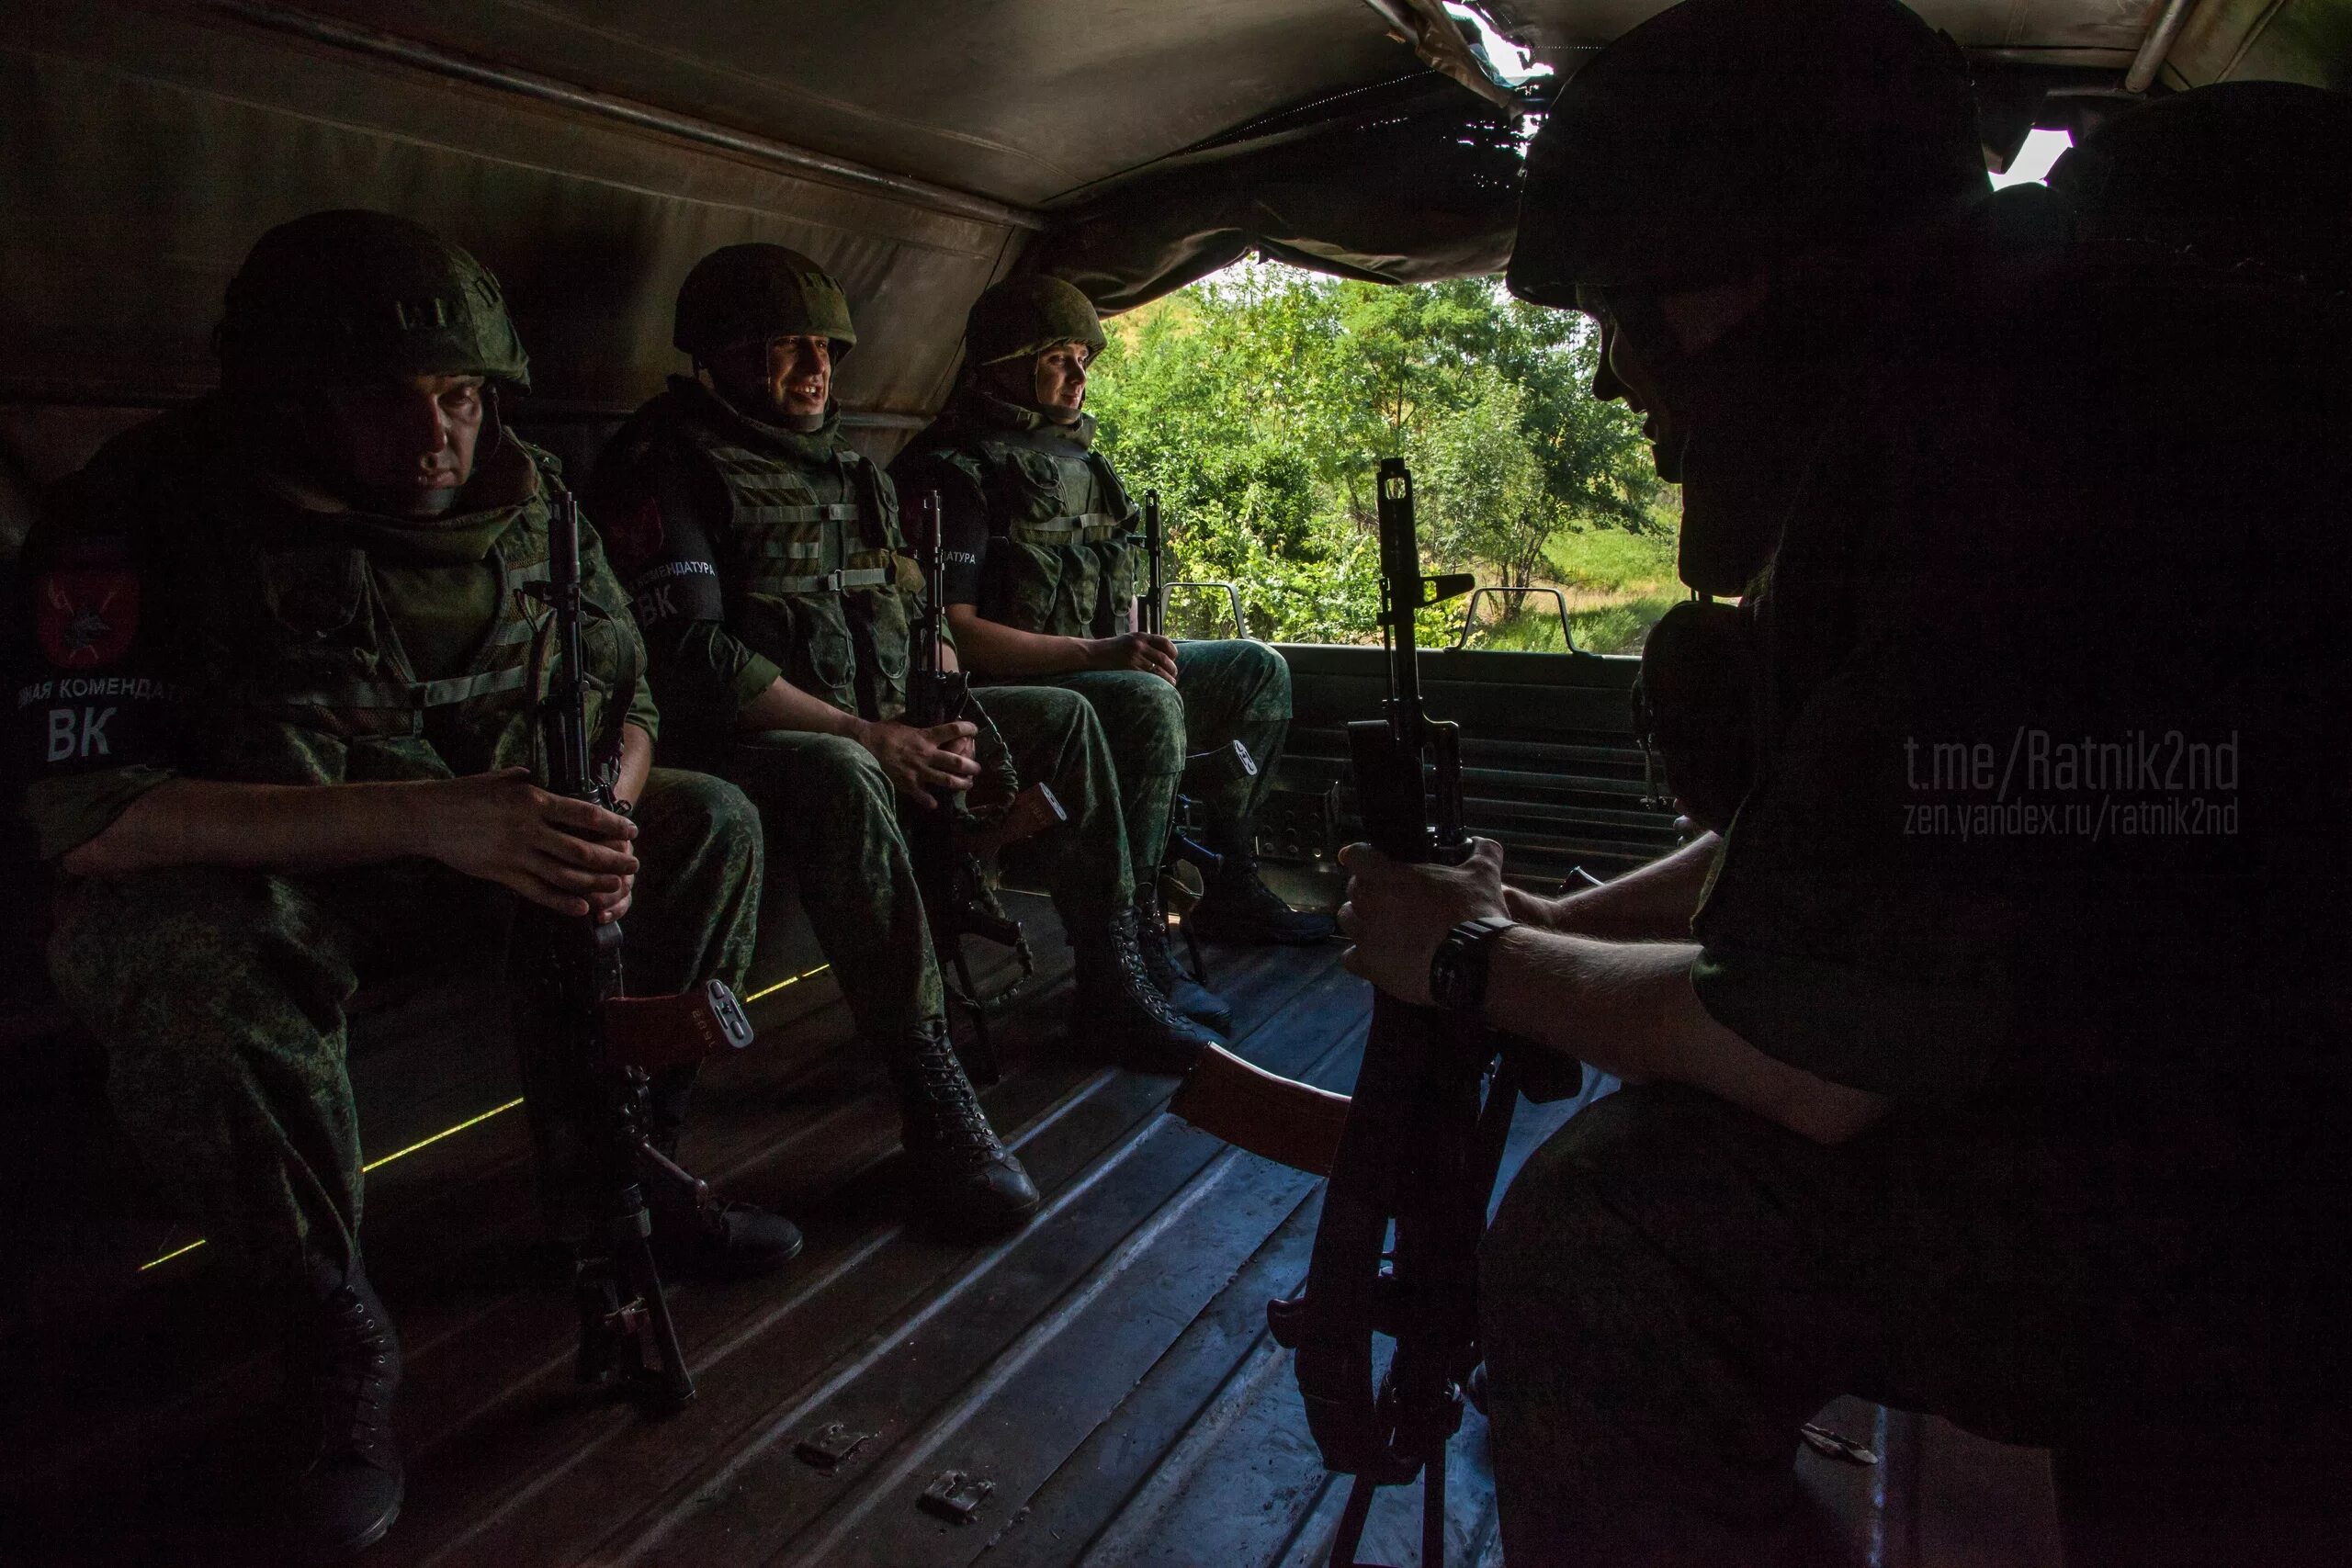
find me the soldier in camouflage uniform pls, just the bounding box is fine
[592,247,1219,1236]
[1335,1,2352,1562]
[891,276,1332,1036]
[15,212,791,1562]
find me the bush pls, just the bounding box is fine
[1091,261,1677,651]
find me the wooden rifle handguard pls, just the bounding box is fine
[1170,1044,1351,1178]
[957,782,1067,862]
[600,978,756,1076]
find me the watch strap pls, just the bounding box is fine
[1429,915,1517,1013]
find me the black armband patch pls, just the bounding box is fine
[16,671,178,773]
[615,465,729,630]
[630,557,726,628]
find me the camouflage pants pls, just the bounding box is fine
[1033,637,1292,890]
[726,682,1130,1044]
[1479,1082,2352,1566]
[47,767,762,1291]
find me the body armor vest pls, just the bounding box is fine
[661,387,915,721]
[196,439,638,788]
[963,428,1139,639]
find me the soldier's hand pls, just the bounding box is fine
[1336,837,1510,1007]
[429,767,639,918]
[587,869,636,926]
[854,718,982,809]
[1086,632,1180,684]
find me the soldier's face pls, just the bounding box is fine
[715,334,831,422]
[323,373,486,516]
[1585,299,1688,482]
[1032,342,1091,419]
[1579,275,1778,483]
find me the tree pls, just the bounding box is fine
[1088,261,1673,649]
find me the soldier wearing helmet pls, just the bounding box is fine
[592,245,1220,1242]
[891,274,1333,1029]
[1335,0,2352,1560]
[15,211,790,1561]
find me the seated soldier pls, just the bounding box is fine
[592,246,1221,1239]
[888,276,1334,1033]
[1340,2,2352,1563]
[17,211,793,1563]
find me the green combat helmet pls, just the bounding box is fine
[673,243,856,364]
[2050,82,2352,293]
[1507,0,1984,303]
[216,209,531,391]
[964,275,1106,367]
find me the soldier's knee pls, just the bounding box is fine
[815,733,894,805]
[50,867,332,1066]
[1483,1122,1623,1339]
[1235,637,1290,702]
[661,767,762,838]
[51,866,283,1005]
[1130,677,1186,773]
[641,768,763,879]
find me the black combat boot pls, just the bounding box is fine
[1134,883,1235,1034]
[1071,907,1224,1073]
[644,1141,805,1281]
[287,1255,403,1562]
[1187,844,1336,946]
[647,1188,806,1280]
[889,1022,1041,1237]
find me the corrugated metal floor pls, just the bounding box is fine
[1,900,2063,1567]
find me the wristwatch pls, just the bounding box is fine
[1428,916,1517,1014]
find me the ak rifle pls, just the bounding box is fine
[536,491,757,1408]
[1170,458,1581,1567]
[907,491,1067,1083]
[1135,489,1250,966]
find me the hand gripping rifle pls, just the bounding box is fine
[533,492,758,1408]
[907,491,1068,1083]
[1171,459,1580,1567]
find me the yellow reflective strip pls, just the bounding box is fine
[134,1095,530,1274]
[129,968,820,1278]
[361,1097,526,1172]
[743,963,831,1004]
[137,1238,207,1272]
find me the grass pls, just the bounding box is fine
[1443,525,1682,656]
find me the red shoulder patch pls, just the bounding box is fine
[37,569,140,668]
[599,490,668,577]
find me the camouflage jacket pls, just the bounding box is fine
[594,378,919,743]
[892,387,1139,639]
[14,400,650,860]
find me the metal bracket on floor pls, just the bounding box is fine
[918,1469,994,1523]
[793,1421,874,1473]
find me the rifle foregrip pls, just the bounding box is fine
[601,980,756,1076]
[974,783,1067,853]
[1170,1044,1350,1178]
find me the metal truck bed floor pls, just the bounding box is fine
[0,904,2062,1567]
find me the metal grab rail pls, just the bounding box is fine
[1163,581,1250,640]
[1449,585,1577,652]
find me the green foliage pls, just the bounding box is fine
[1091,262,1673,649]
